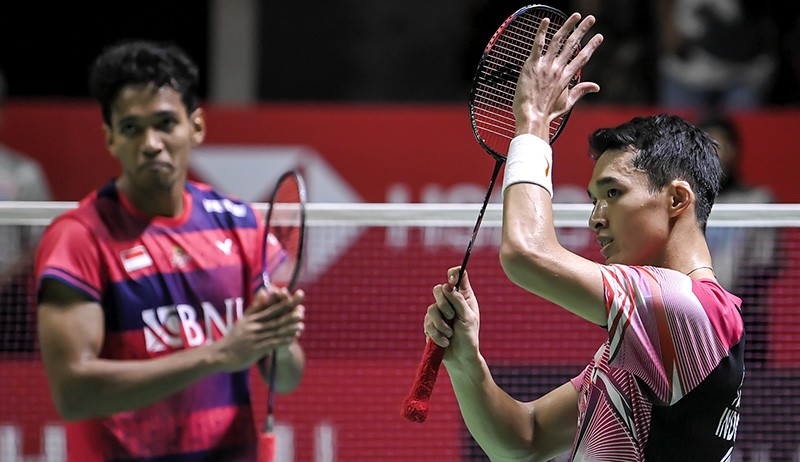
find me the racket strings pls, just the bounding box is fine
[471,8,579,154]
[265,174,306,291]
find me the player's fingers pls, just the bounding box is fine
[452,267,471,292]
[425,303,452,347]
[446,266,461,285]
[255,329,304,354]
[250,300,305,332]
[556,14,594,65]
[291,288,305,301]
[568,81,601,106]
[448,268,477,314]
[259,322,304,345]
[572,14,597,43]
[549,12,581,61]
[530,16,551,61]
[254,305,305,336]
[432,284,457,321]
[563,32,603,80]
[251,285,291,309]
[244,287,273,310]
[258,314,305,347]
[442,284,472,324]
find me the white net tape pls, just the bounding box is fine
[0,202,798,227]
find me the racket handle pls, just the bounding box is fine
[258,432,276,462]
[402,337,447,423]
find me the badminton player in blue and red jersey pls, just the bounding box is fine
[424,13,745,461]
[35,39,305,461]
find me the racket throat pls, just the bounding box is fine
[264,413,275,433]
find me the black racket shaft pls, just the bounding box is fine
[402,159,503,423]
[455,159,503,288]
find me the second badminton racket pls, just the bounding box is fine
[258,169,308,462]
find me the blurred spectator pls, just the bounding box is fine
[699,113,779,367]
[771,6,800,105]
[571,0,657,104]
[0,70,51,204]
[0,68,52,352]
[657,0,779,110]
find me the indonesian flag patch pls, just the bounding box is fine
[121,245,153,272]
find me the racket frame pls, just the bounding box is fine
[262,169,308,293]
[260,169,308,452]
[403,3,580,424]
[468,3,579,161]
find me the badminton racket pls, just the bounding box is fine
[401,3,581,423]
[258,169,307,462]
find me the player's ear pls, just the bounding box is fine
[189,108,206,146]
[102,123,114,150]
[668,179,693,218]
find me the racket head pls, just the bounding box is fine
[469,4,581,161]
[262,169,307,292]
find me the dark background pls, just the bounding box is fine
[0,2,211,100]
[1,1,799,105]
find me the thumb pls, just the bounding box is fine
[448,266,472,293]
[568,82,600,107]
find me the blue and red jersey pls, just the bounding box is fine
[35,180,269,462]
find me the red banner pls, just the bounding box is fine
[2,102,798,203]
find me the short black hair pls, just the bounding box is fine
[88,39,200,125]
[588,113,722,231]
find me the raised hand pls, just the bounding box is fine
[513,13,604,139]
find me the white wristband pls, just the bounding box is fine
[502,134,553,198]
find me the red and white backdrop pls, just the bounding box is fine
[4,102,800,204]
[2,103,799,460]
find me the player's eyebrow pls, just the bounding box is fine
[587,176,620,198]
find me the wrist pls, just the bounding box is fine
[502,134,553,198]
[443,351,490,384]
[515,123,551,141]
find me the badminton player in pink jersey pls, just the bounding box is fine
[35,39,305,461]
[425,13,744,461]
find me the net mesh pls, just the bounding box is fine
[1,202,799,461]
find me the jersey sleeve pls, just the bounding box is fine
[598,264,736,405]
[34,215,104,302]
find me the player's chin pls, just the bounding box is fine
[601,253,622,265]
[141,170,178,190]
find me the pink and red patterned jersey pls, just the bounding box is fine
[569,264,745,461]
[35,180,270,462]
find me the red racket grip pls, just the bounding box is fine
[402,336,448,423]
[258,432,276,462]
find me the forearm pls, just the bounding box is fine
[499,134,559,289]
[50,344,225,420]
[500,183,559,289]
[446,353,535,461]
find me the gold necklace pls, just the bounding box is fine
[686,266,714,276]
